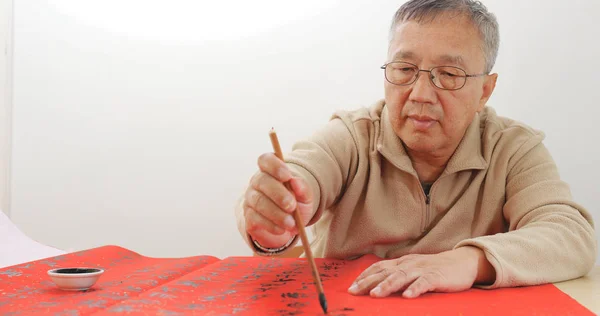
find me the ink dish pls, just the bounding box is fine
[47,267,105,291]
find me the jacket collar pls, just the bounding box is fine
[377,104,487,178]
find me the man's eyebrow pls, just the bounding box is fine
[391,51,466,68]
[392,50,416,61]
[436,54,466,67]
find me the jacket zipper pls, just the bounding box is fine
[421,174,447,232]
[423,190,431,233]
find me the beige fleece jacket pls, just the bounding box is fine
[235,100,597,288]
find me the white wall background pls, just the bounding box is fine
[8,0,600,261]
[0,0,12,216]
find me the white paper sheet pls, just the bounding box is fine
[0,210,66,269]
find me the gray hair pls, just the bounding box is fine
[390,0,500,73]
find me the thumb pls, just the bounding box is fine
[288,177,312,204]
[288,177,314,225]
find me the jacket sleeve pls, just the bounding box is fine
[234,116,359,252]
[455,132,597,288]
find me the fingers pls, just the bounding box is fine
[402,274,437,298]
[244,152,316,247]
[348,250,478,299]
[370,269,411,298]
[257,153,292,182]
[350,266,432,298]
[348,269,393,295]
[245,212,295,249]
[243,155,298,241]
[249,154,315,231]
[348,260,401,295]
[250,172,297,213]
[353,260,396,284]
[244,206,286,236]
[348,256,442,298]
[244,186,296,232]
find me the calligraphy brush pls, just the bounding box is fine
[269,128,328,314]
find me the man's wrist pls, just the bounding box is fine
[454,246,496,285]
[248,233,297,256]
[252,237,294,252]
[466,246,496,285]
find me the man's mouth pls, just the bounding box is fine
[408,115,437,130]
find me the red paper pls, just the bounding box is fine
[0,246,593,315]
[0,246,218,315]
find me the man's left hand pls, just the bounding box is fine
[348,246,495,298]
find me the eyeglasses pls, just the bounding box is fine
[380,61,487,90]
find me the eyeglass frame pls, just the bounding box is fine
[380,61,488,91]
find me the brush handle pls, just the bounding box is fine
[268,129,326,298]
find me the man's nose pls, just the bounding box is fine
[409,71,437,104]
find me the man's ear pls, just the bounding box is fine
[478,73,498,111]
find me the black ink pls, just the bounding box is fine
[287,302,307,308]
[282,292,304,299]
[51,268,102,274]
[277,310,302,316]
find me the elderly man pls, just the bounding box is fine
[235,0,596,299]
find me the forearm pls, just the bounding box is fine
[467,139,599,288]
[455,207,596,288]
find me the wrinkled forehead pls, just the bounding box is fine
[388,15,486,71]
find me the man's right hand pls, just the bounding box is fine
[243,153,315,249]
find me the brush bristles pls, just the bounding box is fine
[319,293,328,314]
